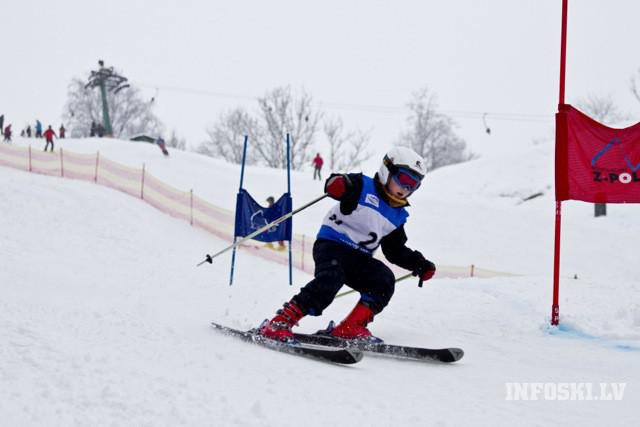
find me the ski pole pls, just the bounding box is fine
[197,193,329,266]
[335,272,415,299]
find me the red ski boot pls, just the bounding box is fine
[260,301,305,342]
[330,302,376,340]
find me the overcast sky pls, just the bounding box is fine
[2,0,639,167]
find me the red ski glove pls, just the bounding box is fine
[413,259,436,287]
[324,174,351,200]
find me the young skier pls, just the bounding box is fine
[260,146,436,342]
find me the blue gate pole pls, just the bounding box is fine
[286,133,293,286]
[229,135,249,285]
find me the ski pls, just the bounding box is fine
[210,322,363,365]
[293,328,463,363]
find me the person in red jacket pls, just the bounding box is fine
[312,153,324,180]
[43,125,57,152]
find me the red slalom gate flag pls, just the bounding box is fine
[556,104,640,203]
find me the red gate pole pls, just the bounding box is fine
[551,201,562,326]
[551,0,569,326]
[558,0,568,106]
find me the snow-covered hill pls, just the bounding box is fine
[1,138,638,426]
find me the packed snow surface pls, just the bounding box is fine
[1,137,638,426]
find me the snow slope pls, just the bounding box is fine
[1,138,639,426]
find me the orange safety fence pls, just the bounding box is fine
[1,143,508,280]
[62,150,98,181]
[0,143,317,275]
[0,143,30,171]
[97,156,143,198]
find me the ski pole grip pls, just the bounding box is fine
[196,254,213,267]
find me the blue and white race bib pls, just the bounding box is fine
[317,175,409,255]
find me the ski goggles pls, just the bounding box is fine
[391,167,422,192]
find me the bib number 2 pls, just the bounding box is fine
[329,213,379,250]
[357,232,378,249]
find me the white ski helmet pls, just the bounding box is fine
[378,146,427,191]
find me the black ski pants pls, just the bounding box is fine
[292,239,395,316]
[44,139,54,152]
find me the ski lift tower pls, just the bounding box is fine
[85,60,130,136]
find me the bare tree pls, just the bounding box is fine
[631,68,640,105]
[166,129,187,151]
[324,116,347,171]
[399,87,472,171]
[576,93,628,124]
[197,107,260,164]
[323,116,372,172]
[62,77,163,138]
[256,86,321,170]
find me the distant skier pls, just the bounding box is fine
[156,137,169,156]
[0,115,4,134]
[3,124,12,142]
[43,125,56,152]
[35,120,43,138]
[263,196,286,251]
[312,152,324,180]
[90,121,97,137]
[26,125,32,138]
[260,146,436,342]
[59,124,66,139]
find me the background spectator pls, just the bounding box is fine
[264,196,286,251]
[312,152,324,180]
[3,124,12,142]
[43,125,56,152]
[35,120,43,138]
